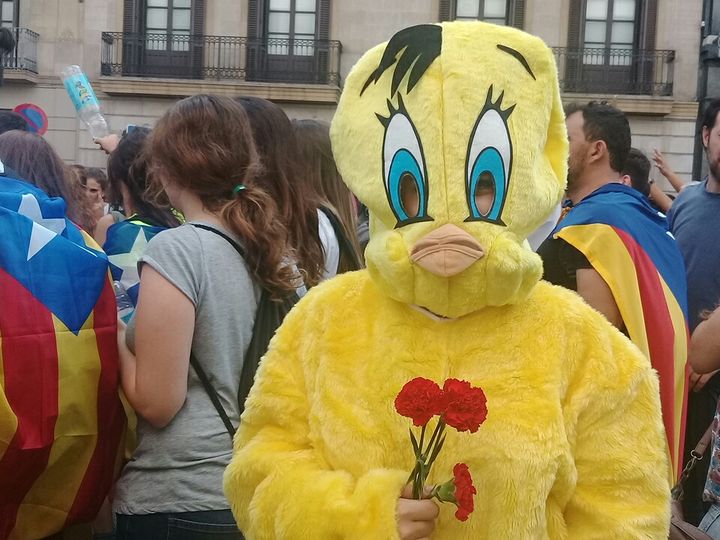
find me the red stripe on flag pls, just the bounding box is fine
[614,227,680,466]
[0,268,59,539]
[65,278,125,525]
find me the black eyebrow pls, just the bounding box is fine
[497,44,536,80]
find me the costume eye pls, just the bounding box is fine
[465,88,513,224]
[382,102,431,227]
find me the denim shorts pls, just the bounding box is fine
[116,510,244,540]
[700,503,720,539]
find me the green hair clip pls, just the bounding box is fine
[232,184,247,196]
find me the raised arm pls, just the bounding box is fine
[653,149,687,193]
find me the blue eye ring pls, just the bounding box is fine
[468,147,506,222]
[388,148,427,222]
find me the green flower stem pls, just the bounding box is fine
[422,418,445,461]
[418,424,427,455]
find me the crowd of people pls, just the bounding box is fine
[3,20,720,540]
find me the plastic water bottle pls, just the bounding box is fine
[60,65,109,139]
[113,281,135,324]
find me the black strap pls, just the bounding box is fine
[318,206,363,271]
[187,223,249,441]
[189,353,236,440]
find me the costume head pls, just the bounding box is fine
[331,22,567,318]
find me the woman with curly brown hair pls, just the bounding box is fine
[114,94,296,538]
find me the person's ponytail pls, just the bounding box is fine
[220,185,299,297]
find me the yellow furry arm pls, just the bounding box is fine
[563,315,671,538]
[223,300,407,540]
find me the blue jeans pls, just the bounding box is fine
[700,503,720,539]
[116,510,243,540]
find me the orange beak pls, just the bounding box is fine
[410,224,485,277]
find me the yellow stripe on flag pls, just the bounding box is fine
[11,314,101,539]
[0,335,19,464]
[557,224,649,355]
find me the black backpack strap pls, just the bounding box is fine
[318,206,362,271]
[192,223,246,257]
[187,223,247,441]
[189,353,236,440]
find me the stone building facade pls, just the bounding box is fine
[0,0,704,188]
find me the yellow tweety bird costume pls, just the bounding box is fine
[224,22,670,539]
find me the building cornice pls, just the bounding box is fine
[94,77,341,104]
[561,93,698,118]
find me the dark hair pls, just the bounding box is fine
[0,130,87,226]
[565,101,630,172]
[107,127,180,229]
[702,98,720,134]
[236,97,325,288]
[85,167,108,192]
[66,164,99,232]
[0,111,30,135]
[621,148,651,197]
[149,94,297,295]
[292,118,364,270]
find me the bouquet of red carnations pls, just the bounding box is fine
[394,377,487,521]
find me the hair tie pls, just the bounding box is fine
[232,184,247,196]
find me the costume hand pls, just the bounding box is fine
[689,368,719,392]
[95,134,120,154]
[397,484,439,540]
[652,149,670,176]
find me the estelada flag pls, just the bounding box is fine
[0,167,126,539]
[104,216,167,306]
[554,183,689,481]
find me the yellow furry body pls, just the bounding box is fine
[224,272,670,539]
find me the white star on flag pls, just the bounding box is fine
[17,194,67,260]
[108,228,149,291]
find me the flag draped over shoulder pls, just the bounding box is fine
[0,170,126,539]
[104,217,166,306]
[555,183,689,481]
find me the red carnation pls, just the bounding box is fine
[442,378,488,433]
[394,377,445,427]
[433,463,477,522]
[451,463,476,521]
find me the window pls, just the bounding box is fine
[120,0,205,78]
[267,0,317,56]
[582,0,637,65]
[145,0,192,52]
[1,0,18,28]
[455,0,509,25]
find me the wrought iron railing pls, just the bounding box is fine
[552,47,675,96]
[101,32,342,85]
[1,28,38,74]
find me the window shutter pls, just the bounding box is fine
[192,0,205,35]
[247,0,262,39]
[318,0,330,39]
[511,0,525,29]
[564,0,584,92]
[439,0,454,21]
[123,0,137,33]
[191,0,205,77]
[122,0,141,76]
[642,0,658,50]
[567,0,583,49]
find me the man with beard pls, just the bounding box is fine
[538,100,689,480]
[667,98,720,525]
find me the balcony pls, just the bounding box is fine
[1,28,39,83]
[99,32,342,103]
[553,47,675,97]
